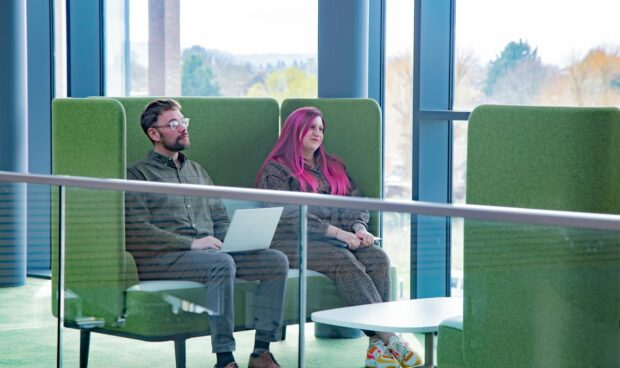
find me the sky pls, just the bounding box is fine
[129,0,620,67]
[130,0,318,55]
[456,0,620,67]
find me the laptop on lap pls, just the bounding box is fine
[221,207,284,252]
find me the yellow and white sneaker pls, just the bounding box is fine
[366,337,400,368]
[387,335,423,367]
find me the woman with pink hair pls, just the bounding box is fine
[256,107,422,368]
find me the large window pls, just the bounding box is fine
[451,0,620,296]
[454,0,620,109]
[53,0,67,98]
[450,120,467,296]
[106,0,318,100]
[383,0,414,299]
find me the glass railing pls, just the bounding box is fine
[1,171,619,367]
[0,180,56,367]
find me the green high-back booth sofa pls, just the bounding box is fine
[51,97,382,367]
[437,105,620,368]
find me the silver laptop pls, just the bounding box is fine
[221,207,284,252]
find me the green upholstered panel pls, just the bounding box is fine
[466,105,620,212]
[52,98,126,178]
[462,105,620,367]
[281,98,382,235]
[464,223,620,367]
[282,270,347,324]
[108,97,280,188]
[51,98,127,325]
[437,317,464,368]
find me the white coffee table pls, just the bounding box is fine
[311,297,462,368]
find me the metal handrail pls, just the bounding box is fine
[2,170,620,231]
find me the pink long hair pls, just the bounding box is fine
[255,106,351,195]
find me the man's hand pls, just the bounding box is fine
[355,229,374,247]
[190,236,222,250]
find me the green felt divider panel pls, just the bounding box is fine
[457,105,620,367]
[108,97,279,188]
[51,98,127,325]
[281,98,382,235]
[466,105,620,212]
[437,318,464,368]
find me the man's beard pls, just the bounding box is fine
[163,137,189,152]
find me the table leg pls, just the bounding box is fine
[424,332,435,367]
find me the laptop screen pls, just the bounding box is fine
[221,207,283,252]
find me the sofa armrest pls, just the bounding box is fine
[438,316,464,368]
[439,316,463,330]
[123,251,140,289]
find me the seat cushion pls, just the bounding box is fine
[109,269,345,337]
[114,279,258,337]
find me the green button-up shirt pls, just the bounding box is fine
[125,150,230,256]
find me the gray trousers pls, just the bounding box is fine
[274,241,391,307]
[146,248,289,353]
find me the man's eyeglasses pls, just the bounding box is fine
[152,118,190,130]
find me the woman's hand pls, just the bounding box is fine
[355,229,374,247]
[336,229,362,249]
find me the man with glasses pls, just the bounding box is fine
[125,99,287,368]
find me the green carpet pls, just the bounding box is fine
[0,278,424,367]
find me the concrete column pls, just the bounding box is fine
[0,0,28,287]
[148,0,180,95]
[318,0,369,98]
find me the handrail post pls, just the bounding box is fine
[298,205,308,367]
[56,185,65,368]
